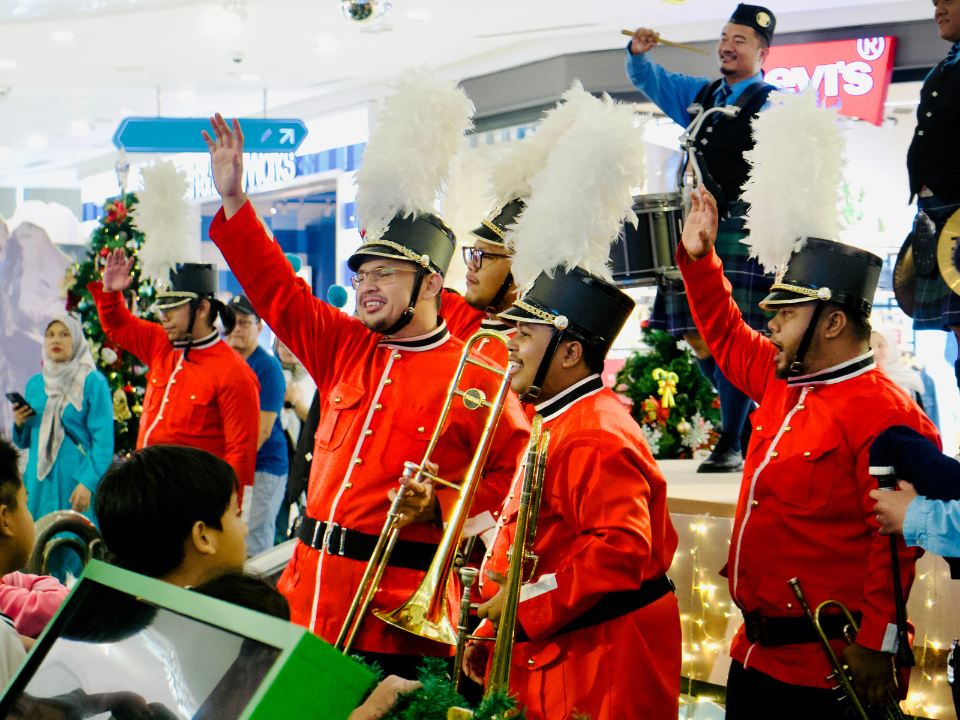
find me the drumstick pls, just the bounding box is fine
[621,29,710,55]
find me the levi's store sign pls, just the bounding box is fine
[762,36,897,126]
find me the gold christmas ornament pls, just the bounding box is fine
[652,368,679,408]
[131,403,143,416]
[677,419,692,435]
[113,388,132,422]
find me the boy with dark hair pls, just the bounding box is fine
[95,444,248,587]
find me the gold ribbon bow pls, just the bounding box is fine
[652,368,679,408]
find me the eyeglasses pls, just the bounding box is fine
[350,267,418,289]
[462,247,510,270]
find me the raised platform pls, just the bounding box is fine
[661,459,741,518]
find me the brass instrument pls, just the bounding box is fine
[26,510,105,576]
[335,329,514,654]
[788,578,907,720]
[453,415,550,697]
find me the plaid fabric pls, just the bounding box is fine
[649,207,775,336]
[913,196,960,331]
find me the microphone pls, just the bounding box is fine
[327,285,349,309]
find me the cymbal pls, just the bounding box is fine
[937,208,960,297]
[894,236,917,318]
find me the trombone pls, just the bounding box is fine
[335,329,515,654]
[787,578,907,720]
[453,414,550,696]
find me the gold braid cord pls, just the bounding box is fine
[512,299,557,324]
[361,238,430,267]
[481,218,507,243]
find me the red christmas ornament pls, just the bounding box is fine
[105,200,129,226]
[122,384,134,394]
[99,247,110,257]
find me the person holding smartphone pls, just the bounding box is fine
[11,314,114,527]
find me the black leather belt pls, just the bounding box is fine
[742,610,862,647]
[296,516,438,572]
[514,574,675,642]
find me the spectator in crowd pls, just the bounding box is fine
[95,445,418,720]
[225,296,289,556]
[11,314,114,525]
[874,480,960,556]
[870,327,926,406]
[0,571,67,639]
[0,438,37,684]
[275,340,316,542]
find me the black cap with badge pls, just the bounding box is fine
[728,3,776,45]
[154,263,219,310]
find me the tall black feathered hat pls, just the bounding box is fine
[155,263,219,310]
[348,68,474,304]
[498,92,647,400]
[471,199,525,247]
[729,4,776,44]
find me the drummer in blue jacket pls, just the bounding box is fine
[625,4,777,473]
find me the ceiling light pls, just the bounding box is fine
[176,89,196,102]
[241,74,260,81]
[406,9,430,21]
[71,120,90,136]
[315,37,339,55]
[0,61,17,69]
[0,147,8,161]
[51,31,75,41]
[26,135,48,150]
[202,5,246,38]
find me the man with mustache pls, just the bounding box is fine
[626,4,778,473]
[89,258,260,489]
[201,70,528,678]
[679,185,940,716]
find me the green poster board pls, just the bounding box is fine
[0,560,374,719]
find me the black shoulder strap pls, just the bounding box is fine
[694,79,724,109]
[734,82,777,114]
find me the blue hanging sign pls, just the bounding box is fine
[112,117,308,153]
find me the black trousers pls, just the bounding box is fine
[725,660,849,720]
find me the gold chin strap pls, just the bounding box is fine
[359,238,431,268]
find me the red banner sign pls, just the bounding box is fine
[762,36,897,126]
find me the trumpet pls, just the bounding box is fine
[335,329,514,654]
[788,578,907,720]
[452,414,549,700]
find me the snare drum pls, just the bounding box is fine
[610,192,685,292]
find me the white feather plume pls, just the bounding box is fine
[508,95,647,289]
[131,159,196,284]
[489,81,595,208]
[741,88,847,274]
[354,67,475,236]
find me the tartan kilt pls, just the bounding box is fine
[913,196,960,331]
[649,210,775,336]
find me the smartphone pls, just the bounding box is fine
[5,393,35,415]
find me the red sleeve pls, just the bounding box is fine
[677,247,775,404]
[209,201,369,392]
[0,573,69,638]
[515,431,655,641]
[855,409,941,651]
[441,289,484,342]
[88,282,168,365]
[219,363,261,487]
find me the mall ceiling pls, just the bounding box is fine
[0,0,940,181]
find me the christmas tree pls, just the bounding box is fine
[65,193,158,455]
[615,326,720,459]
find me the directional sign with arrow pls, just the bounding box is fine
[113,117,308,153]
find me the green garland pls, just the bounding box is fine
[615,327,720,459]
[67,193,159,455]
[364,657,522,720]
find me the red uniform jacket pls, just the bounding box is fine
[679,248,941,688]
[440,289,515,368]
[210,202,530,656]
[475,375,681,720]
[89,283,260,487]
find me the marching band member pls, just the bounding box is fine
[678,91,941,716]
[203,70,529,678]
[442,82,596,364]
[90,258,260,489]
[462,93,681,720]
[626,4,778,473]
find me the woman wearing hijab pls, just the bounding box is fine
[11,314,114,524]
[871,326,927,406]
